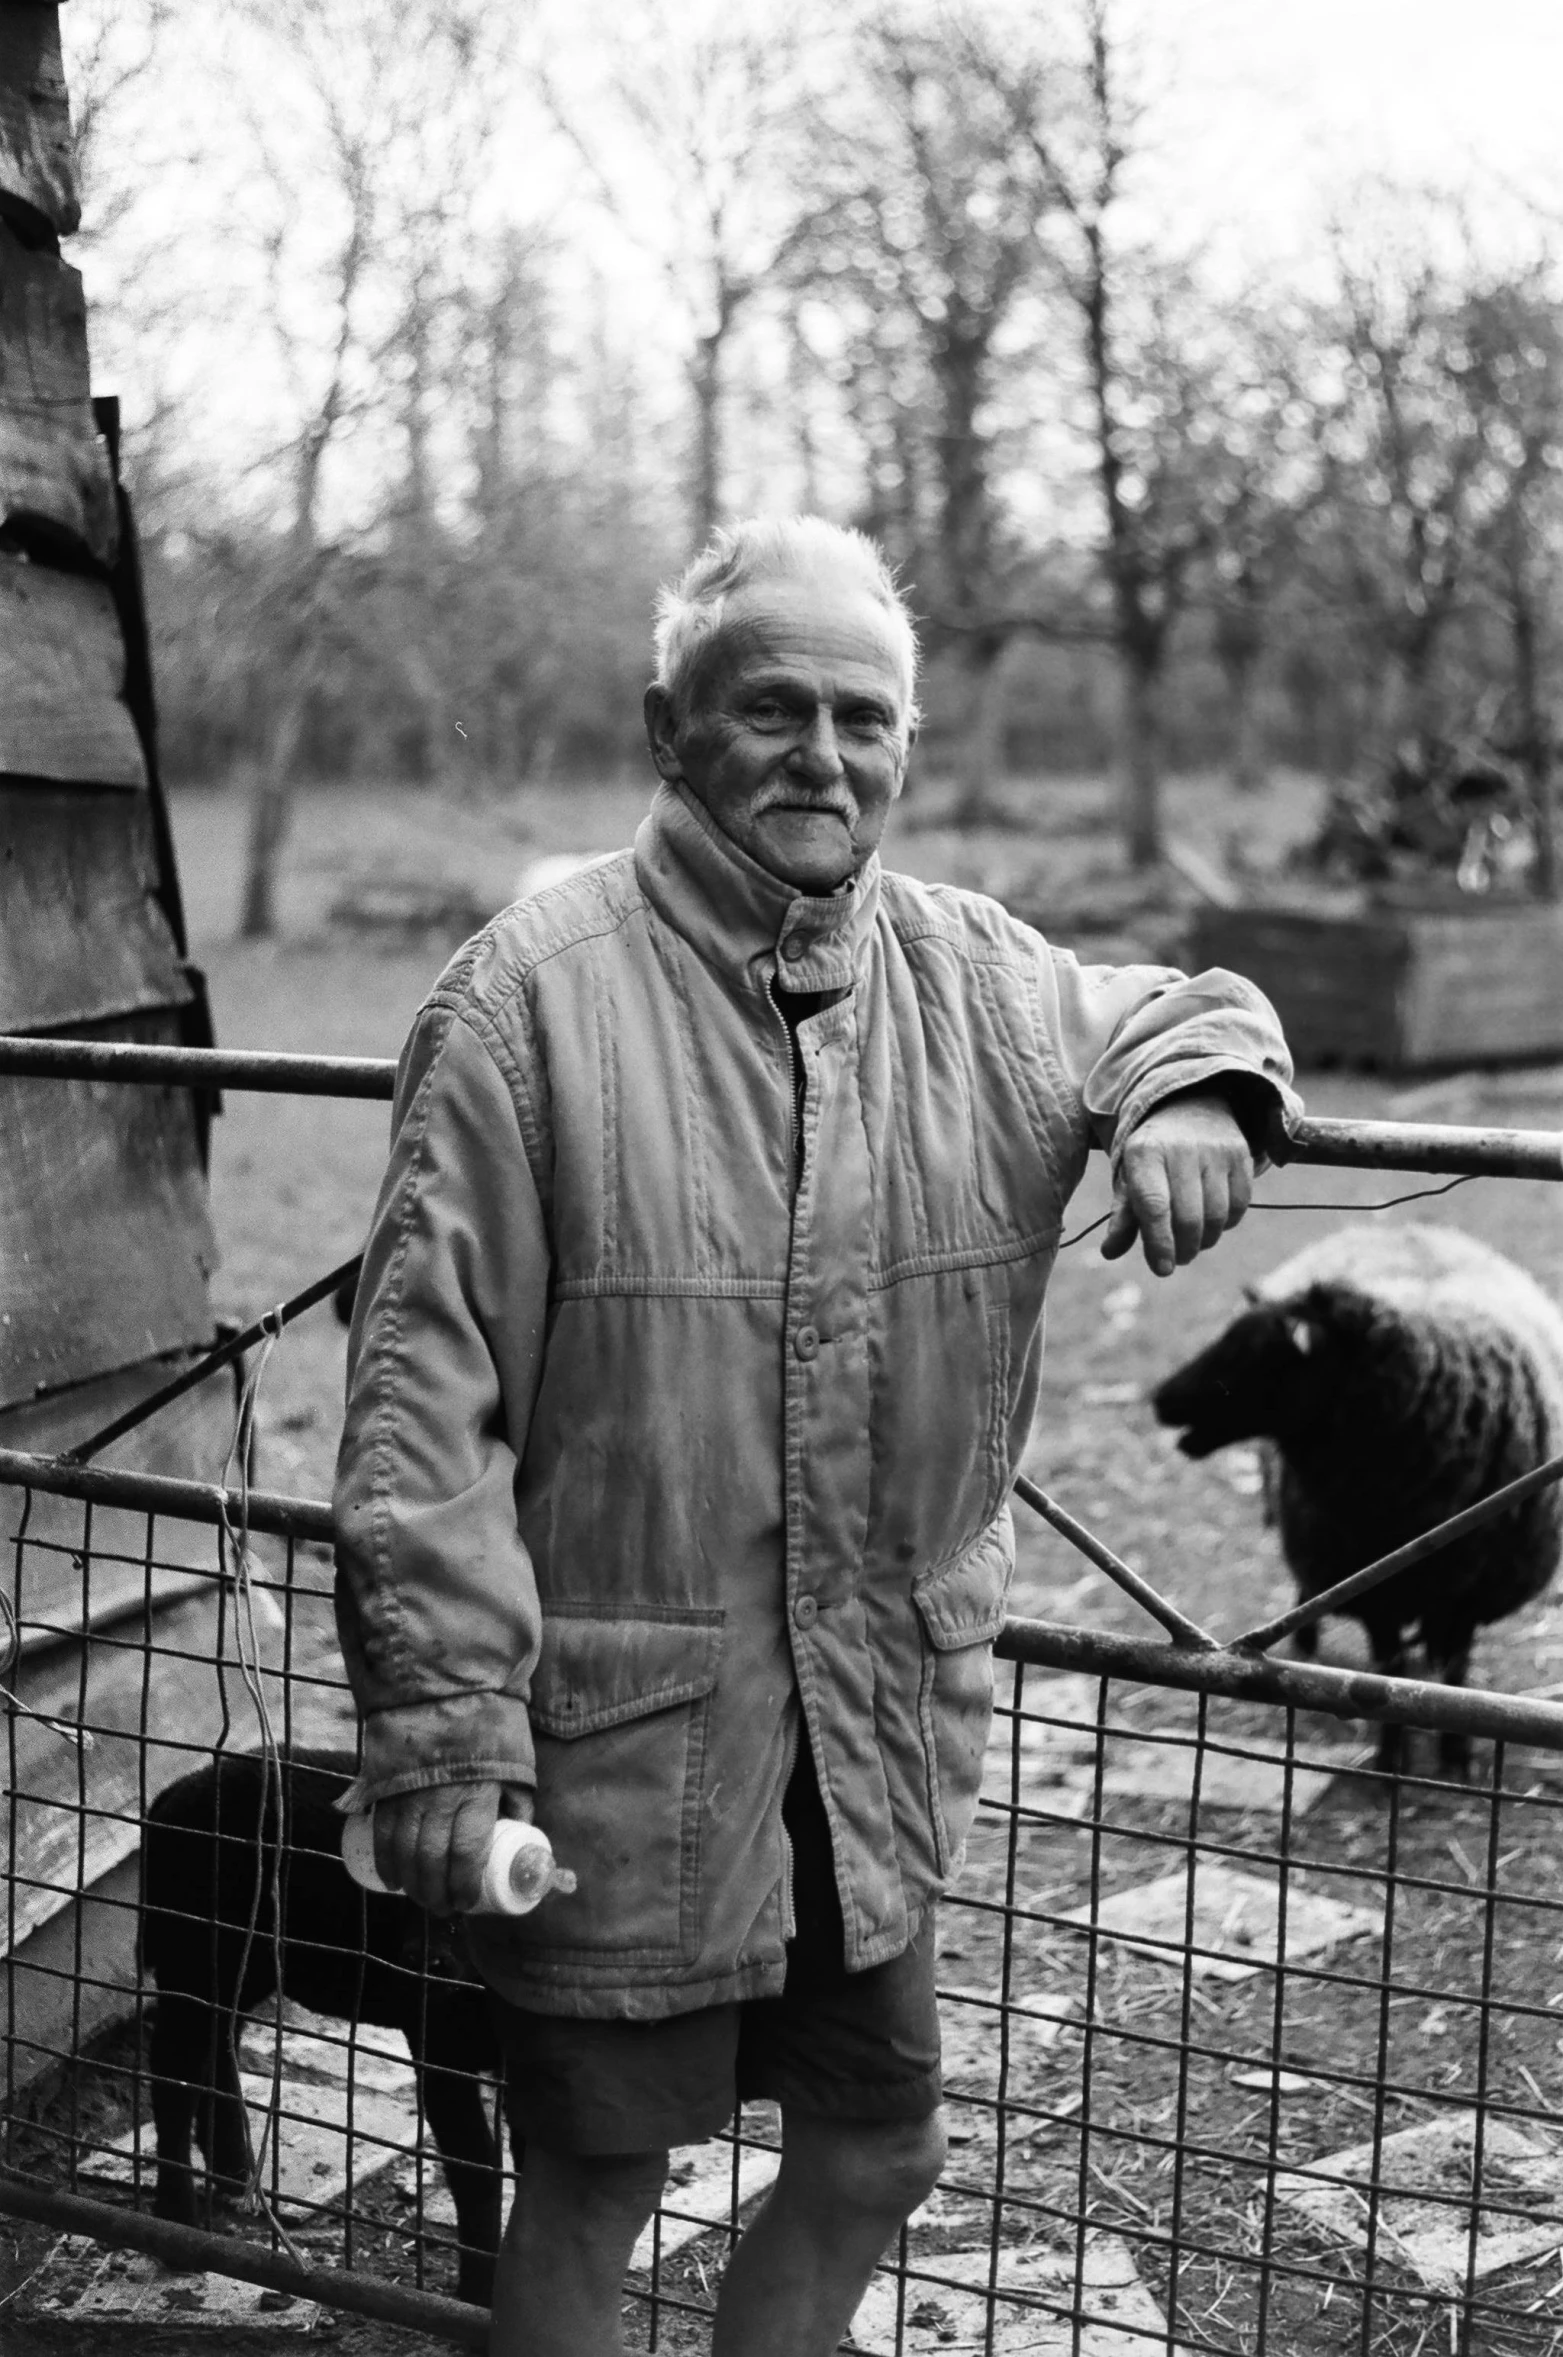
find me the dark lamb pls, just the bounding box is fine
[1151,1223,1563,1775]
[141,1748,510,2304]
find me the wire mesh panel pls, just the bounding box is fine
[908,1656,1563,2357]
[6,1471,1563,2354]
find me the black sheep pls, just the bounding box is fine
[1151,1224,1563,1775]
[141,1748,510,2304]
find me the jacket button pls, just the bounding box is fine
[781,936,808,962]
[794,1324,820,1360]
[793,1593,819,1630]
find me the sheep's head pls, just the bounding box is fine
[1150,1284,1346,1456]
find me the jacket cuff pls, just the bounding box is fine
[1110,1059,1303,1177]
[336,1687,536,1814]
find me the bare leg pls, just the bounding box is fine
[712,2107,947,2357]
[487,2143,667,2357]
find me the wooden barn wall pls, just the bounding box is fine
[0,1016,216,1411]
[0,218,117,566]
[0,786,189,1031]
[0,564,143,783]
[2,9,248,2004]
[0,6,79,243]
[1,7,219,1415]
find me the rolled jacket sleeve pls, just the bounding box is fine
[1038,947,1301,1169]
[333,1002,548,1810]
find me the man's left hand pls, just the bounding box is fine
[1101,1091,1254,1277]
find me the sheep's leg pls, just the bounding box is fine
[148,1993,204,2227]
[195,2011,253,2201]
[415,2044,503,2306]
[1430,1638,1474,1782]
[1366,1623,1410,1776]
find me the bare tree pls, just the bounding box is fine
[969,0,1255,863]
[548,1,824,549]
[806,13,1076,820]
[1307,205,1501,752]
[1202,307,1327,792]
[222,0,505,936]
[1462,264,1563,896]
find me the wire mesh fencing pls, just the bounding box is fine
[6,1460,1563,2353]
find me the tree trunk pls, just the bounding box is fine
[1510,569,1558,901]
[1222,650,1267,794]
[689,333,722,548]
[238,698,306,940]
[952,637,1011,828]
[1120,654,1164,869]
[1532,746,1558,901]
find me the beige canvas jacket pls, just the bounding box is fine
[333,782,1297,2017]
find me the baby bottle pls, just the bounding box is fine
[341,1811,576,1915]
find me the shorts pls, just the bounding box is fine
[494,1738,943,2155]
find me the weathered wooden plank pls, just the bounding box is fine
[1402,904,1563,1065]
[0,6,78,240]
[1191,907,1409,1069]
[0,224,115,561]
[4,1853,140,2100]
[1194,902,1563,1071]
[0,1361,240,1644]
[0,1017,217,1410]
[0,786,187,1031]
[0,556,143,785]
[3,1586,291,1957]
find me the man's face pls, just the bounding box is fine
[644,577,915,894]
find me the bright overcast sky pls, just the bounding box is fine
[1154,0,1563,273]
[63,0,1563,516]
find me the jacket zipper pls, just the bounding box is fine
[767,973,805,1185]
[771,966,803,1951]
[778,1712,799,1941]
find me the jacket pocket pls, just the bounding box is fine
[525,1607,725,1962]
[913,1514,1014,1878]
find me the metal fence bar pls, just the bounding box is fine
[998,1616,1563,1750]
[10,1449,1563,1749]
[1012,1477,1219,1650]
[0,1037,397,1099]
[0,2171,486,2346]
[1266,1106,1563,1180]
[0,1448,333,1544]
[3,1037,1562,1186]
[63,1258,364,1466]
[9,1479,1563,2350]
[1236,1447,1563,1654]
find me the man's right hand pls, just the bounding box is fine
[371,1780,534,1917]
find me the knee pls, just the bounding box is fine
[510,2145,669,2243]
[795,2109,948,2225]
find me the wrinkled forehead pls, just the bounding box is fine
[691,576,914,718]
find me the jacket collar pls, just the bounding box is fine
[634,781,882,995]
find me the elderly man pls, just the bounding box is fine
[334,515,1296,2357]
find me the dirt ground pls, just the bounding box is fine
[6,767,1563,2352]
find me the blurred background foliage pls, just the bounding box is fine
[59,0,1563,925]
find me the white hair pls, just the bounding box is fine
[652,515,920,732]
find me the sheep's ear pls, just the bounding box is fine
[1284,1314,1313,1356]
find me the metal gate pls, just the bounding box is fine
[3,1036,1562,2353]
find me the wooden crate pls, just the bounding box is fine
[1190,900,1563,1071]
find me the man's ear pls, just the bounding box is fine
[644,683,683,782]
[891,714,918,794]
